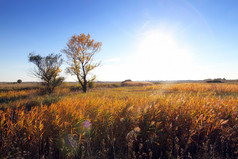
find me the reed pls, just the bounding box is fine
[0,83,238,158]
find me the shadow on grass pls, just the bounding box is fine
[0,95,28,104]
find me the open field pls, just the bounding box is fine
[1,82,238,158]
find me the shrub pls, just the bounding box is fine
[17,79,22,84]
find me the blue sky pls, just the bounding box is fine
[0,0,238,82]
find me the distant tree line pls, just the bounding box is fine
[205,78,226,83]
[28,33,101,94]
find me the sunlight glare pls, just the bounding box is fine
[130,29,195,80]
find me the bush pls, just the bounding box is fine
[88,81,95,89]
[17,79,22,84]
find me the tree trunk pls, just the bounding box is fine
[82,83,87,93]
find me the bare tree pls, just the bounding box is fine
[28,53,64,94]
[62,33,102,93]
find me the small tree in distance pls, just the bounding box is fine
[28,53,64,95]
[62,33,102,93]
[17,79,22,84]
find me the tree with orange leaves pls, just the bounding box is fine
[62,33,102,93]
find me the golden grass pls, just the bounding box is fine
[0,82,40,89]
[0,83,238,158]
[121,81,153,87]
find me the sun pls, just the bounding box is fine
[130,29,195,80]
[96,28,197,81]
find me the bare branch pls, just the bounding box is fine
[28,53,64,94]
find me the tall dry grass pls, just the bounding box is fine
[0,83,238,158]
